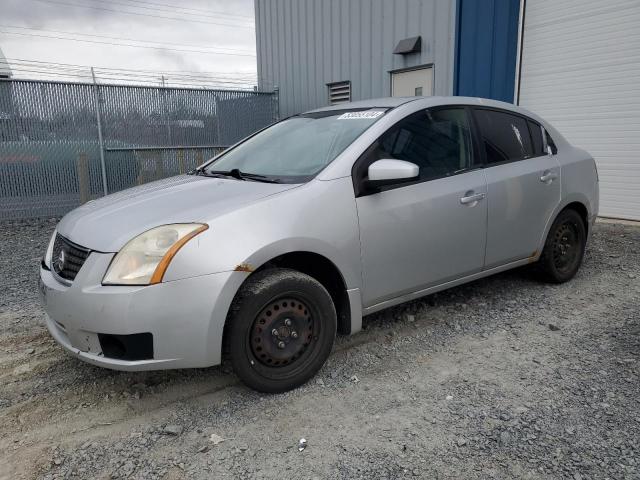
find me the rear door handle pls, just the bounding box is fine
[540,171,558,183]
[460,191,486,205]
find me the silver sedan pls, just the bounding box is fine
[39,96,599,392]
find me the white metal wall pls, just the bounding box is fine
[518,0,640,220]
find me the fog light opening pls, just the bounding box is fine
[98,333,153,361]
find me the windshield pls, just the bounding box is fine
[204,109,387,182]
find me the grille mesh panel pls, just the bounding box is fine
[51,234,90,282]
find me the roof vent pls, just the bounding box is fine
[327,81,351,105]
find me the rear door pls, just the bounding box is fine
[473,108,561,268]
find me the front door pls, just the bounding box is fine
[354,107,487,307]
[391,67,433,97]
[473,108,561,267]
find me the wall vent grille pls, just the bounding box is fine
[328,81,351,105]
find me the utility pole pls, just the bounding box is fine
[91,67,108,196]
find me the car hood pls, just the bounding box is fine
[57,175,299,252]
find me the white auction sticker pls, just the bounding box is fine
[337,111,384,120]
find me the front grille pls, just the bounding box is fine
[51,234,91,282]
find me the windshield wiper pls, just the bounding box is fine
[203,168,281,183]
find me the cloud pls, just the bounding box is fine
[0,0,257,87]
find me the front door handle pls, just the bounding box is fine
[540,170,558,183]
[460,191,486,205]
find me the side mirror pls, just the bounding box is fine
[363,159,419,190]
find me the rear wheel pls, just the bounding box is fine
[226,268,336,393]
[537,209,586,283]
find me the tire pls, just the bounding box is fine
[226,268,337,393]
[537,209,586,283]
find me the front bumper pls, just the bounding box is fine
[39,251,248,371]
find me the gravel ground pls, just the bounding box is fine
[0,219,638,480]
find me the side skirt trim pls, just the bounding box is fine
[362,258,532,316]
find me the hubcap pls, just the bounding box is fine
[552,221,580,274]
[250,297,315,367]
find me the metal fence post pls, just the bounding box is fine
[273,85,280,121]
[76,152,90,204]
[161,75,173,145]
[91,68,109,196]
[215,93,222,145]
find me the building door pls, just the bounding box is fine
[518,0,640,220]
[391,67,433,97]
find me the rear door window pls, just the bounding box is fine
[527,120,544,156]
[545,130,558,154]
[474,109,534,164]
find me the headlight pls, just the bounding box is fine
[43,229,56,269]
[103,224,208,285]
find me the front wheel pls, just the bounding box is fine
[537,209,586,283]
[226,268,336,393]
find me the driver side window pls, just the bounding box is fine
[356,108,474,188]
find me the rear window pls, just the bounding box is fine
[474,109,534,164]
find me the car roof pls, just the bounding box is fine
[304,96,538,119]
[304,96,419,113]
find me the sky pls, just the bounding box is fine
[0,0,258,89]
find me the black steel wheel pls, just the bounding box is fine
[537,209,586,283]
[250,296,316,368]
[226,268,336,393]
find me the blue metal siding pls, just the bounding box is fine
[454,0,520,102]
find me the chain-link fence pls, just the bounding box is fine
[0,79,279,219]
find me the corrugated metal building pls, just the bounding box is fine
[255,0,640,220]
[255,0,458,116]
[255,0,520,116]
